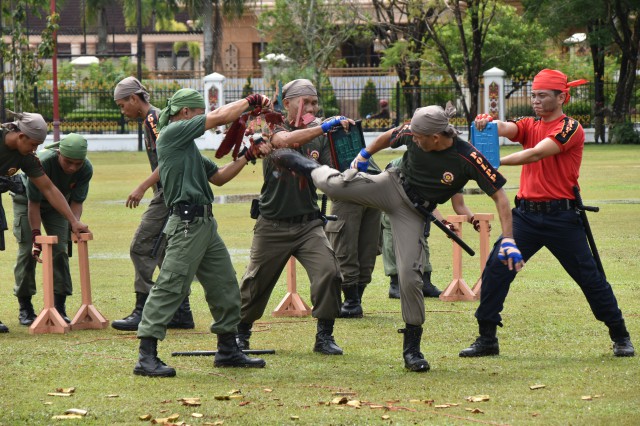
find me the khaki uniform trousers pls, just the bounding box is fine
[325,200,381,289]
[12,193,72,297]
[381,212,432,277]
[130,188,168,294]
[312,166,429,326]
[239,216,342,323]
[137,213,240,340]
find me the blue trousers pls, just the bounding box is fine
[476,207,624,327]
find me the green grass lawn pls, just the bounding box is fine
[0,145,638,425]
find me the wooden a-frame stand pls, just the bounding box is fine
[272,257,312,317]
[29,235,69,334]
[70,233,108,330]
[439,215,476,302]
[471,213,494,300]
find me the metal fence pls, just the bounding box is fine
[4,78,638,134]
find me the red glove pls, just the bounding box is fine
[245,94,272,110]
[469,215,492,233]
[475,113,493,122]
[31,229,42,261]
[440,219,456,232]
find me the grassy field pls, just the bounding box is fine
[0,145,638,425]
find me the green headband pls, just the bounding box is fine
[44,133,87,160]
[157,89,206,130]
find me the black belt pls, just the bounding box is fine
[516,198,575,213]
[274,211,321,224]
[170,203,213,218]
[399,174,435,213]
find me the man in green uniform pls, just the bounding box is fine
[134,89,271,377]
[13,133,92,325]
[235,79,346,355]
[112,77,194,331]
[0,111,90,333]
[271,103,523,372]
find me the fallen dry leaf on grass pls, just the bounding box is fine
[51,414,83,420]
[466,395,490,402]
[346,400,361,408]
[139,414,152,421]
[203,421,224,425]
[105,394,119,398]
[191,413,204,418]
[239,401,251,407]
[381,415,390,420]
[47,392,73,397]
[465,407,484,414]
[263,388,273,393]
[179,397,201,406]
[529,384,546,390]
[290,415,299,420]
[435,404,452,409]
[56,387,76,394]
[64,409,87,416]
[581,396,593,401]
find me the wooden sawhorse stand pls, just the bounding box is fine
[29,235,69,334]
[439,215,476,302]
[272,257,312,317]
[70,233,108,330]
[470,213,493,300]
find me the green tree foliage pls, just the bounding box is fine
[359,79,379,117]
[523,0,639,142]
[257,0,370,88]
[1,1,57,114]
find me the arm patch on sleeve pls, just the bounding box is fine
[554,117,580,145]
[389,124,411,148]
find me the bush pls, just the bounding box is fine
[359,79,379,118]
[242,76,254,98]
[610,121,640,144]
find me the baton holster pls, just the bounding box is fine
[250,198,260,219]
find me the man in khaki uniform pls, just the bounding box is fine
[112,77,194,331]
[236,79,347,355]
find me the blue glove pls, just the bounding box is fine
[321,116,347,133]
[497,237,523,270]
[350,148,370,172]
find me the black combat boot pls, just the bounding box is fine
[608,320,635,357]
[0,321,8,333]
[313,319,343,355]
[236,322,253,350]
[422,272,442,298]
[339,286,363,318]
[398,324,430,372]
[54,294,71,323]
[133,337,176,377]
[18,296,37,326]
[167,296,195,329]
[112,292,147,331]
[388,274,400,299]
[214,333,266,368]
[459,321,500,357]
[270,148,320,179]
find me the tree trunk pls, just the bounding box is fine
[203,0,214,74]
[96,7,108,55]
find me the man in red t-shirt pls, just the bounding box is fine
[460,69,634,358]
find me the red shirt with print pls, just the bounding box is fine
[511,115,583,201]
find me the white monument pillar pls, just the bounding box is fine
[203,72,226,149]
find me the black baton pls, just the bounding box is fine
[320,193,337,223]
[172,349,276,357]
[415,203,475,256]
[573,186,605,279]
[150,213,170,258]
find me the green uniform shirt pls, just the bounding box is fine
[25,148,93,205]
[156,114,219,207]
[0,128,44,178]
[390,124,506,205]
[260,120,332,219]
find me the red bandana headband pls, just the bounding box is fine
[532,69,588,104]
